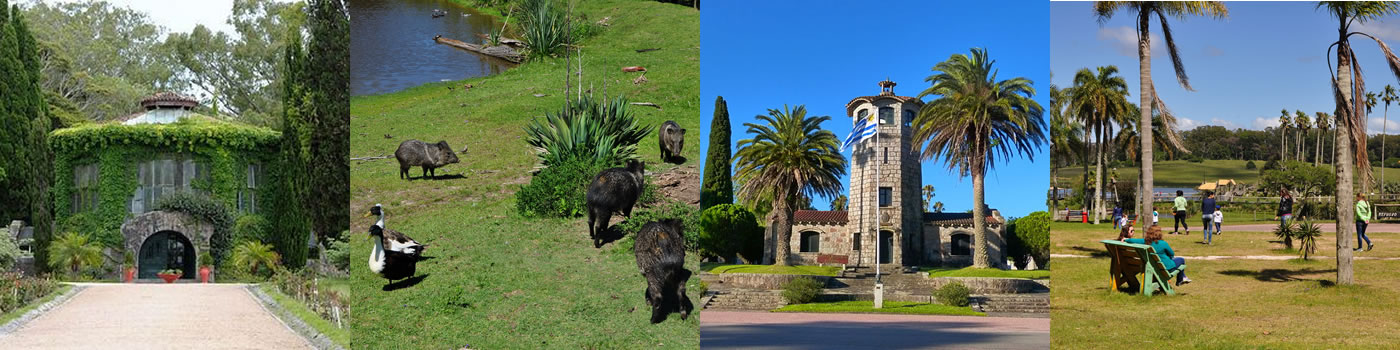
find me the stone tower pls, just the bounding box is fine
[845,80,923,267]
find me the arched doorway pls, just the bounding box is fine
[879,230,893,264]
[139,231,196,279]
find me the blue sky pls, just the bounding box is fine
[1051,1,1400,133]
[699,0,1049,218]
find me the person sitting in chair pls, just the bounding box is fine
[1126,225,1192,286]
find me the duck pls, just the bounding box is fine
[365,204,426,283]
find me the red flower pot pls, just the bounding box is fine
[199,267,212,283]
[123,268,136,283]
[157,273,182,283]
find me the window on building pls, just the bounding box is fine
[951,233,972,256]
[238,163,263,213]
[130,155,208,214]
[800,231,821,253]
[852,232,861,250]
[71,164,99,214]
[903,109,915,127]
[857,109,869,124]
[879,187,892,207]
[879,107,895,125]
[883,147,888,164]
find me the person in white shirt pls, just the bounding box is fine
[1213,206,1223,235]
[1152,207,1159,226]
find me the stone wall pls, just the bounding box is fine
[120,211,213,270]
[709,273,833,290]
[847,98,922,268]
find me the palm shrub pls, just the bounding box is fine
[935,282,971,307]
[1274,221,1296,250]
[519,0,568,60]
[780,277,823,305]
[1296,221,1322,260]
[232,241,281,276]
[523,94,649,170]
[47,232,103,276]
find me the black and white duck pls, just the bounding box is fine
[366,203,426,283]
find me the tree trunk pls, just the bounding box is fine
[1317,127,1323,166]
[762,210,778,265]
[1335,40,1356,285]
[1138,11,1155,231]
[772,196,794,266]
[1093,125,1105,225]
[972,171,990,268]
[1384,105,1389,192]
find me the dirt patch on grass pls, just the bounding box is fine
[651,164,699,206]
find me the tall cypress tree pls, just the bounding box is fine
[700,96,734,210]
[12,6,53,272]
[0,1,30,226]
[269,28,311,268]
[305,0,349,246]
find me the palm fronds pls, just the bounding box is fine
[523,94,649,170]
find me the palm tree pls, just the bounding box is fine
[932,201,945,213]
[914,48,1046,269]
[1068,66,1132,224]
[48,232,103,276]
[1295,110,1311,162]
[734,105,846,266]
[1049,82,1085,214]
[1280,109,1292,161]
[232,240,281,275]
[1383,85,1398,187]
[922,185,936,212]
[1319,1,1400,285]
[829,194,848,211]
[1316,111,1331,166]
[1094,1,1228,226]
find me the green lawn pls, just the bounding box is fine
[1055,159,1400,187]
[1051,221,1398,259]
[260,284,350,349]
[921,267,1049,279]
[703,264,840,277]
[0,284,71,325]
[349,1,700,348]
[773,300,985,316]
[1051,256,1400,348]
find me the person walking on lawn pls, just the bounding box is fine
[1213,204,1223,236]
[1277,189,1294,227]
[1201,191,1217,244]
[1127,225,1191,286]
[1113,205,1124,230]
[1152,206,1159,226]
[1356,193,1375,252]
[1173,190,1189,235]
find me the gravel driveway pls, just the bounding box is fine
[0,283,312,349]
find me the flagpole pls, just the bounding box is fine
[874,110,884,309]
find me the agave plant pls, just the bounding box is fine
[1274,221,1296,250]
[520,0,568,60]
[524,94,650,169]
[1295,221,1322,260]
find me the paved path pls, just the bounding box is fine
[1223,223,1400,233]
[0,283,312,349]
[701,311,1048,349]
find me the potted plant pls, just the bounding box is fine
[122,252,136,283]
[198,251,214,283]
[157,268,183,283]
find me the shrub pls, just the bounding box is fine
[0,235,21,271]
[154,192,235,266]
[780,277,823,305]
[698,204,763,262]
[233,214,269,244]
[270,269,348,327]
[612,201,700,253]
[232,240,281,277]
[324,234,350,272]
[47,232,104,277]
[523,94,649,169]
[199,250,214,268]
[934,282,971,307]
[1245,160,1257,170]
[520,0,569,60]
[1296,221,1322,260]
[0,272,60,314]
[515,157,610,218]
[1014,211,1051,269]
[1274,221,1296,250]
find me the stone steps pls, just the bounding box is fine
[974,293,1049,314]
[703,290,788,310]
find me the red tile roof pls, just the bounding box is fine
[793,210,848,224]
[923,212,1003,226]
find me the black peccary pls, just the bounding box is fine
[585,159,645,248]
[633,219,693,324]
[395,139,461,179]
[658,120,685,163]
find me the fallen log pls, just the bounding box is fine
[434,35,524,64]
[630,102,661,109]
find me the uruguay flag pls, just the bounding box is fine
[841,114,877,152]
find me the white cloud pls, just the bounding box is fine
[1209,118,1236,128]
[1176,117,1200,130]
[1367,116,1400,134]
[1253,117,1281,129]
[1097,26,1164,57]
[1357,21,1400,42]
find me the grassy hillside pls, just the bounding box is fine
[1055,159,1400,188]
[348,1,700,348]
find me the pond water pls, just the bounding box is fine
[350,0,513,96]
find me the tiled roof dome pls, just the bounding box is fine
[140,92,199,110]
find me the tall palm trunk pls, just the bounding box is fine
[1316,127,1323,166]
[972,171,990,268]
[1137,11,1155,229]
[1335,40,1356,285]
[1093,124,1105,224]
[1384,104,1390,191]
[772,194,794,266]
[1280,127,1286,161]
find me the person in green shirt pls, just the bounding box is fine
[1355,193,1374,252]
[1172,190,1189,235]
[1126,225,1191,286]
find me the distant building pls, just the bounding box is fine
[788,81,1007,268]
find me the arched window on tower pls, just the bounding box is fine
[903,109,915,127]
[879,107,894,125]
[951,233,972,256]
[800,231,821,253]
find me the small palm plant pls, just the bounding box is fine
[1295,221,1323,260]
[231,241,281,276]
[523,94,649,169]
[47,232,103,277]
[1274,221,1296,250]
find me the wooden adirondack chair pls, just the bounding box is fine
[1101,240,1186,296]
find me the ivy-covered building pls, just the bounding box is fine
[50,92,278,279]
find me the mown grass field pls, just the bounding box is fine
[1051,222,1395,259]
[1054,159,1400,187]
[700,264,841,277]
[920,267,1049,279]
[1051,222,1400,348]
[773,301,986,316]
[349,1,700,348]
